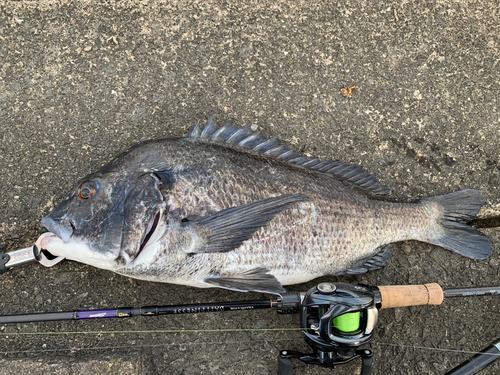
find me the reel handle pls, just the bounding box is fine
[277,354,293,375]
[378,283,444,309]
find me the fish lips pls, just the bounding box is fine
[41,216,74,243]
[41,195,79,243]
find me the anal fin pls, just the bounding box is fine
[203,267,285,295]
[338,244,393,275]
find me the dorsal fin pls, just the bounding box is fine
[189,114,389,196]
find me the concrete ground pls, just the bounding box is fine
[0,0,499,374]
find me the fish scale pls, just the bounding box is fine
[39,115,493,294]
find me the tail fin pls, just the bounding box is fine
[421,189,493,260]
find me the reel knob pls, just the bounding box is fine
[316,282,337,295]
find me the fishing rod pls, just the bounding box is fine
[445,337,500,375]
[1,277,500,375]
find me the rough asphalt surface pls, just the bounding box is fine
[0,1,499,374]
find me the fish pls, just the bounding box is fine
[38,114,493,294]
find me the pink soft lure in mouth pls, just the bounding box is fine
[37,232,62,250]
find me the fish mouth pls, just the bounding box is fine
[134,210,161,262]
[41,217,75,243]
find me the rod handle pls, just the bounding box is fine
[378,283,444,309]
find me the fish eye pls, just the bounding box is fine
[78,181,98,199]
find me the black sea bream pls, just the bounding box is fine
[39,115,493,294]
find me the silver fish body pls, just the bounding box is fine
[40,116,493,294]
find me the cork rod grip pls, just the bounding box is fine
[378,283,444,309]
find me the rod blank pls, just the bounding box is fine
[0,300,274,325]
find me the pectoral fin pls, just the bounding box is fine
[183,193,311,254]
[203,268,285,294]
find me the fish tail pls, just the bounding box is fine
[421,189,493,259]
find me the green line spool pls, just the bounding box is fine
[333,312,361,333]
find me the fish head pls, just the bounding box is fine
[40,167,167,271]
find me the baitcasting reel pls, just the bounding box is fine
[277,282,378,375]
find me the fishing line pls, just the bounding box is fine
[0,338,305,356]
[1,326,499,358]
[2,337,498,358]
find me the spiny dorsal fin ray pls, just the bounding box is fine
[188,120,202,138]
[189,114,389,196]
[200,113,219,139]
